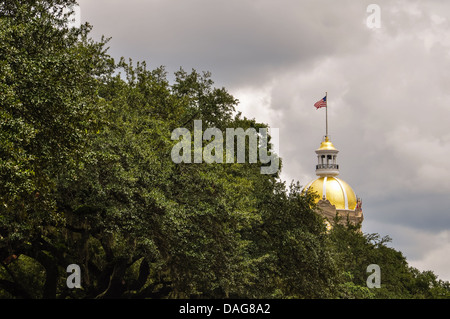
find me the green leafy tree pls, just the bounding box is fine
[0,0,112,298]
[328,222,450,299]
[2,0,449,300]
[246,181,342,298]
[52,58,277,298]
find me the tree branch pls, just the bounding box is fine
[128,258,149,291]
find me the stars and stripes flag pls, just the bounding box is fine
[314,96,327,109]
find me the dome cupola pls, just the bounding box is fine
[305,136,358,211]
[315,136,339,177]
[305,94,363,226]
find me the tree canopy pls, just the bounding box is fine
[0,0,449,299]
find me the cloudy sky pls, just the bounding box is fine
[77,0,450,281]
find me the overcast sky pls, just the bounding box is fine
[77,0,450,281]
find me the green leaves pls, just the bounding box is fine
[328,223,450,299]
[0,0,111,228]
[1,0,449,300]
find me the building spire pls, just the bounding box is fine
[325,91,328,138]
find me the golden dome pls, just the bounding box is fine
[316,136,337,151]
[304,176,357,210]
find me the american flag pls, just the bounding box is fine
[314,96,327,109]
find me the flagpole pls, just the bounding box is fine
[325,92,328,138]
